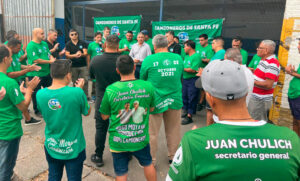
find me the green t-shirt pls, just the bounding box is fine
[183,53,202,79]
[248,54,261,70]
[36,86,90,160]
[241,48,249,65]
[119,39,137,55]
[87,41,103,60]
[26,40,51,77]
[140,52,184,114]
[0,72,24,141]
[288,65,300,99]
[100,80,155,152]
[7,53,25,82]
[211,49,225,61]
[4,41,26,65]
[168,121,300,181]
[145,38,154,53]
[195,44,214,68]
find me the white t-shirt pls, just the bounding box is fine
[241,64,254,105]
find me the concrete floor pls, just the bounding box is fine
[13,87,207,181]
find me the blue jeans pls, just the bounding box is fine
[45,148,86,181]
[0,137,21,181]
[182,77,200,114]
[111,144,152,176]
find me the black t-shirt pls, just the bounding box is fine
[65,40,87,67]
[89,52,121,118]
[45,40,61,59]
[168,42,181,55]
[90,52,121,92]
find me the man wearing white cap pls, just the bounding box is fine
[167,60,300,181]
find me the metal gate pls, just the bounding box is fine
[1,0,55,45]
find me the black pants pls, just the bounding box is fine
[29,75,52,113]
[94,90,109,157]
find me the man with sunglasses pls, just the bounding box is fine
[65,29,89,97]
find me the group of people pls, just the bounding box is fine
[0,24,300,181]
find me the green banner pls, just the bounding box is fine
[94,15,141,39]
[152,19,224,44]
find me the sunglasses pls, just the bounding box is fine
[70,33,78,36]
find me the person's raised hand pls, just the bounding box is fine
[75,78,85,89]
[26,77,40,92]
[196,68,203,77]
[0,87,6,100]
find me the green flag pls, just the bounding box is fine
[94,15,141,39]
[152,19,223,44]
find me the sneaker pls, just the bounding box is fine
[91,154,104,167]
[88,99,95,104]
[25,117,42,125]
[35,111,43,118]
[181,116,193,125]
[197,104,204,111]
[181,110,187,118]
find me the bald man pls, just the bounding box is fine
[26,28,56,117]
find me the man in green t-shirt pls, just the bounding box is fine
[211,36,225,61]
[141,29,154,53]
[100,55,156,180]
[0,45,40,181]
[167,60,300,181]
[285,39,300,137]
[26,28,56,117]
[195,34,214,67]
[37,60,91,180]
[119,31,137,55]
[5,30,27,65]
[101,26,111,47]
[248,54,261,71]
[7,38,42,125]
[232,36,248,65]
[87,32,104,103]
[181,40,202,125]
[140,34,184,165]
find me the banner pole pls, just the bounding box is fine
[159,0,164,21]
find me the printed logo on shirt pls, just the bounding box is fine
[127,82,134,88]
[39,49,42,53]
[163,59,171,66]
[48,99,62,110]
[33,52,36,56]
[43,46,47,50]
[172,145,183,166]
[15,88,19,96]
[79,45,83,49]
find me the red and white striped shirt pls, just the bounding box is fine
[252,55,280,100]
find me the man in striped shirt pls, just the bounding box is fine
[248,40,280,121]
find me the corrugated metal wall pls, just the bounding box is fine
[2,0,54,45]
